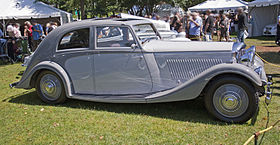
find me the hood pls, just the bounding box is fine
[265,24,277,28]
[142,40,234,52]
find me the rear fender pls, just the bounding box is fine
[15,61,72,98]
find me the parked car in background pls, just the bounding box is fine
[263,24,277,36]
[11,19,272,123]
[120,13,190,41]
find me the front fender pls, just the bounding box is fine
[205,63,263,86]
[15,61,73,98]
[147,63,264,103]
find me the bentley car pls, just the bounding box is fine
[11,19,273,123]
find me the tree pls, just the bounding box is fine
[80,0,85,19]
[37,0,257,19]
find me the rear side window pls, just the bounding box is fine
[58,28,89,50]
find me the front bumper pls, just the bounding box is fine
[265,75,273,105]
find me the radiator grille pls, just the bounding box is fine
[166,58,223,80]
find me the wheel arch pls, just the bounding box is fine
[17,61,73,98]
[202,73,257,96]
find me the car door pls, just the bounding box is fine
[93,26,152,95]
[55,27,95,94]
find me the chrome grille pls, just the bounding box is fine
[166,58,223,80]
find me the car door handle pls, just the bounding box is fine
[130,55,144,59]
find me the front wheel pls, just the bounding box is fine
[35,71,66,104]
[204,76,258,123]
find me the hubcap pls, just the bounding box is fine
[213,84,249,118]
[222,94,238,110]
[44,81,55,94]
[40,74,62,100]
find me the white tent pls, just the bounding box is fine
[248,0,279,36]
[0,0,72,24]
[189,0,248,11]
[249,0,280,7]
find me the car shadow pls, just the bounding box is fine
[5,91,229,125]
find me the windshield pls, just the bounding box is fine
[132,24,160,42]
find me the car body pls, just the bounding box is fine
[263,24,277,36]
[11,19,272,123]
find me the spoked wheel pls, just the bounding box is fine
[204,76,258,123]
[36,71,66,104]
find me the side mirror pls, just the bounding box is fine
[131,43,137,50]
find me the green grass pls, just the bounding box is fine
[211,35,277,48]
[0,53,280,144]
[245,36,276,47]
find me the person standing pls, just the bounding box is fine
[24,21,33,50]
[13,23,22,38]
[45,23,51,35]
[170,12,182,32]
[31,20,43,52]
[185,13,191,38]
[220,14,229,42]
[189,12,202,41]
[0,28,7,55]
[7,24,15,37]
[235,7,246,43]
[276,14,280,45]
[47,22,58,34]
[215,14,221,41]
[226,13,232,41]
[204,9,215,41]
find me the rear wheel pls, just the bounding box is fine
[204,76,258,123]
[35,71,66,104]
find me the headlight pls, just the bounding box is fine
[254,66,262,75]
[239,46,256,65]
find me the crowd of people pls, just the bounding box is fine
[162,8,247,42]
[0,20,58,61]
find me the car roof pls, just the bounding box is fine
[57,18,152,30]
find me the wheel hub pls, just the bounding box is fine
[44,81,56,94]
[222,94,239,110]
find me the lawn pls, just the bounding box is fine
[245,36,276,47]
[0,52,280,144]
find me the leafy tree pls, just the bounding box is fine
[36,0,257,19]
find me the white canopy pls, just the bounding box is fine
[248,0,279,36]
[0,0,72,24]
[248,0,280,7]
[189,0,248,11]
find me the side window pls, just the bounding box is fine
[58,28,89,50]
[96,26,135,48]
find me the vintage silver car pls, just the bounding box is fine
[11,19,272,123]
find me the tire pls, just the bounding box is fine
[35,70,66,104]
[204,76,258,123]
